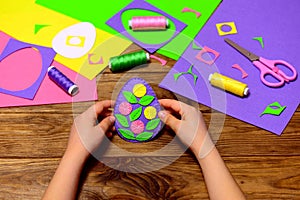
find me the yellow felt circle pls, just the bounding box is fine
[144,106,157,120]
[133,83,147,97]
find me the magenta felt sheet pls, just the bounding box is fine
[159,0,300,135]
[0,31,98,107]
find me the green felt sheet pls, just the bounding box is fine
[36,0,222,60]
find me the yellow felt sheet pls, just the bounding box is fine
[0,0,132,80]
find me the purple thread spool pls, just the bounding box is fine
[48,66,79,96]
[129,16,169,31]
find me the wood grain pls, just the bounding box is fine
[0,43,299,199]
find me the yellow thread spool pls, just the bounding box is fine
[209,73,249,97]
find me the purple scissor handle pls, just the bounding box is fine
[225,38,298,88]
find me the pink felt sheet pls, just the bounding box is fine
[0,31,98,107]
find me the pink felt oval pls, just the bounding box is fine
[0,47,42,91]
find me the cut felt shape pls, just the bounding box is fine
[34,24,50,34]
[0,31,97,107]
[195,46,220,65]
[260,102,286,117]
[232,64,248,79]
[181,7,201,18]
[114,78,162,142]
[36,0,222,60]
[52,22,96,58]
[0,37,56,99]
[0,0,131,80]
[192,41,203,50]
[106,0,187,53]
[65,36,86,47]
[216,22,237,36]
[253,37,264,48]
[159,0,300,135]
[88,54,103,65]
[174,64,198,85]
[149,55,167,66]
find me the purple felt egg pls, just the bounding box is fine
[114,77,162,142]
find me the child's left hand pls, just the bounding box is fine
[66,100,116,160]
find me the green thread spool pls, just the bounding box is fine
[109,50,150,72]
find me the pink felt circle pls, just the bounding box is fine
[0,47,42,91]
[130,120,145,134]
[119,102,132,115]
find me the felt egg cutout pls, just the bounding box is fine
[114,78,162,142]
[52,22,96,58]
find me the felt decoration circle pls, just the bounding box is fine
[133,83,147,97]
[130,120,145,134]
[144,106,157,120]
[114,77,162,142]
[119,102,133,116]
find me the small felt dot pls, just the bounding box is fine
[144,106,157,120]
[131,120,145,134]
[133,83,147,97]
[119,102,132,115]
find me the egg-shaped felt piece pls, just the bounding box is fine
[114,78,163,142]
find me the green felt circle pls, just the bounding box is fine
[121,9,176,45]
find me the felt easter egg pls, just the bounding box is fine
[52,22,96,58]
[114,78,162,142]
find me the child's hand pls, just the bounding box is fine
[158,99,214,158]
[66,100,115,160]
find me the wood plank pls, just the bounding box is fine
[0,156,299,199]
[0,107,299,158]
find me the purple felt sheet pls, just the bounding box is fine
[106,0,186,54]
[159,0,300,135]
[0,39,56,99]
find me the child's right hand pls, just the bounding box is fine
[158,99,214,158]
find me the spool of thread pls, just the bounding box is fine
[209,72,249,97]
[109,50,150,72]
[48,66,79,96]
[129,16,169,31]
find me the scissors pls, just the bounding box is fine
[225,38,297,87]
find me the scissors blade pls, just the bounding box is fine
[224,38,260,62]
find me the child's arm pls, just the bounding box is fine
[42,100,115,200]
[158,99,246,200]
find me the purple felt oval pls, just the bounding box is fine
[114,77,162,142]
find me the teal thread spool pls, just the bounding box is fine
[109,50,150,72]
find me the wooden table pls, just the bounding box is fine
[0,44,299,199]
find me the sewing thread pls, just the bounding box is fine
[109,50,150,72]
[48,66,79,96]
[209,73,249,97]
[129,16,169,31]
